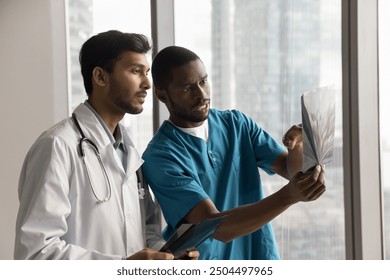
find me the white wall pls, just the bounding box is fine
[0,0,68,259]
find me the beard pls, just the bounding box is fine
[171,108,209,123]
[167,95,210,125]
[113,94,143,114]
[108,82,144,115]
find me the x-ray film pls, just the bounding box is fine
[301,85,336,172]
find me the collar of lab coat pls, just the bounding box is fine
[72,103,143,175]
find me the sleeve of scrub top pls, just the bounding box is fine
[142,148,209,235]
[14,136,122,260]
[235,110,286,175]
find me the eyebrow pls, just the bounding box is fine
[129,63,150,70]
[179,74,208,86]
[127,63,150,74]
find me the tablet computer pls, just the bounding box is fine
[159,216,225,257]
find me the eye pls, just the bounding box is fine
[131,67,141,74]
[184,85,192,92]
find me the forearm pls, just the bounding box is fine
[272,147,302,180]
[286,145,303,178]
[211,165,324,243]
[212,187,295,243]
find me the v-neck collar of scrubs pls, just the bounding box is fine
[168,119,209,142]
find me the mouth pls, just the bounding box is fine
[136,91,147,102]
[193,101,210,112]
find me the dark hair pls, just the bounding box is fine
[79,30,151,95]
[151,46,200,89]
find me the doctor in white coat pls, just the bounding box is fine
[14,30,199,260]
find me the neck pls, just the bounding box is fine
[168,116,205,128]
[87,99,123,134]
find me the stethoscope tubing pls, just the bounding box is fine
[72,113,112,203]
[71,113,144,202]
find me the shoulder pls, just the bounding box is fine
[28,118,78,159]
[209,108,256,128]
[142,122,195,173]
[38,118,77,142]
[210,108,247,120]
[143,121,183,154]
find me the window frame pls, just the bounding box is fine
[150,0,173,131]
[341,0,384,259]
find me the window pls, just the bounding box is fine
[175,0,344,259]
[65,0,390,260]
[378,0,390,260]
[67,0,153,153]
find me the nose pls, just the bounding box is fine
[142,75,152,90]
[194,84,209,100]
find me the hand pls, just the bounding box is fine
[282,124,302,150]
[126,248,174,260]
[284,165,326,204]
[174,248,200,260]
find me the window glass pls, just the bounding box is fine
[175,0,345,259]
[378,0,390,260]
[67,0,152,153]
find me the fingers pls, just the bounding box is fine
[128,248,199,260]
[127,249,174,260]
[309,185,326,200]
[154,252,175,260]
[174,248,200,260]
[187,249,200,260]
[294,165,326,201]
[303,174,326,200]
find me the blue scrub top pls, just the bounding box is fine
[142,109,286,260]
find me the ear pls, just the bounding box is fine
[92,67,107,87]
[154,86,167,103]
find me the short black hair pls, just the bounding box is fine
[79,30,151,95]
[151,46,200,89]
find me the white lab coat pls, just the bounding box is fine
[15,103,165,259]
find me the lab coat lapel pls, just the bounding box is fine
[73,104,143,174]
[72,103,111,152]
[122,125,143,175]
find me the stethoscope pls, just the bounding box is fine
[72,113,144,203]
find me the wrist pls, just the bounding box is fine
[278,183,298,206]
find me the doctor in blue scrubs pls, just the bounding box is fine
[142,46,326,260]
